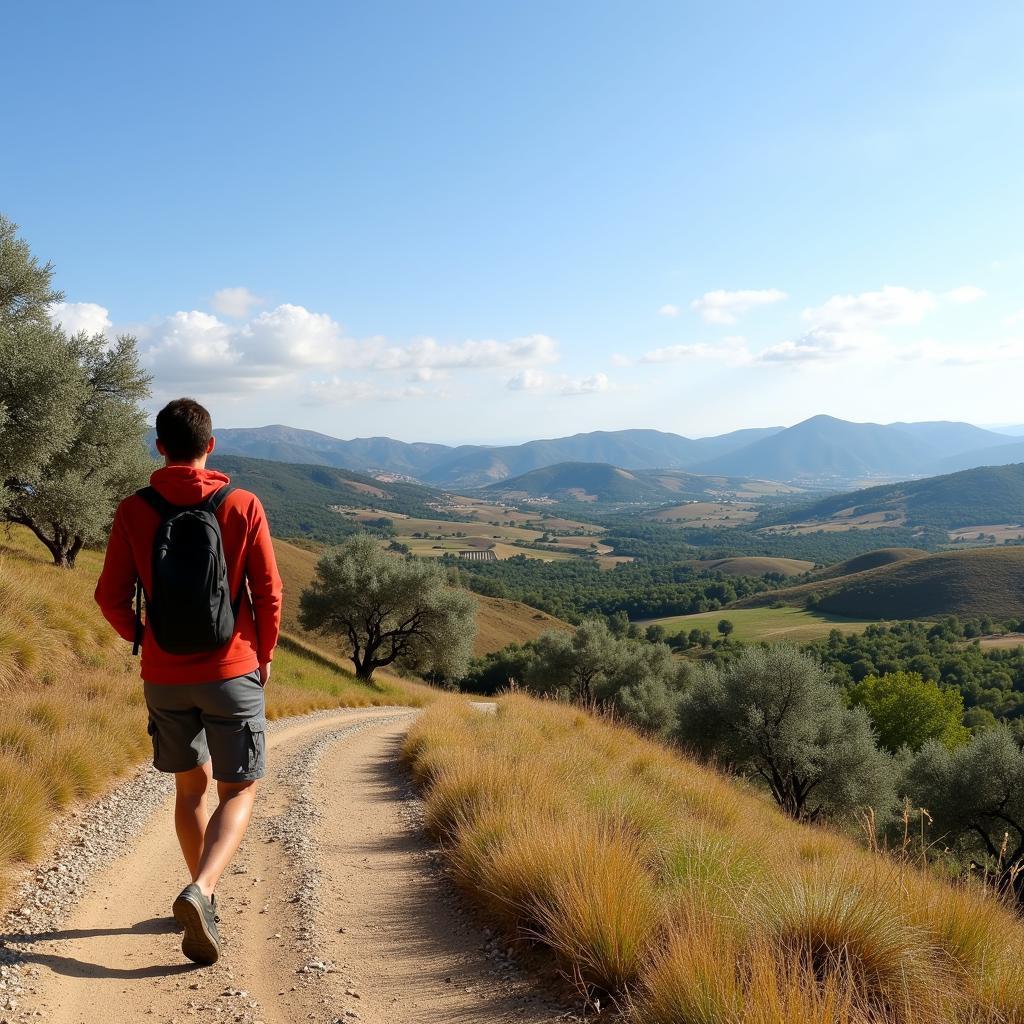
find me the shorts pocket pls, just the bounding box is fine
[244,718,266,774]
[146,717,159,763]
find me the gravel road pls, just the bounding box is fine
[0,707,577,1024]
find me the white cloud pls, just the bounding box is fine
[134,303,561,400]
[658,304,680,317]
[506,369,611,396]
[946,285,986,304]
[211,286,265,318]
[49,301,112,336]
[901,337,1024,366]
[691,289,787,325]
[757,327,879,363]
[369,333,558,372]
[802,285,936,330]
[303,376,431,404]
[637,336,750,365]
[1003,310,1024,327]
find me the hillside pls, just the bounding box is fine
[483,461,673,503]
[691,555,815,577]
[739,546,1024,619]
[812,546,927,579]
[207,453,448,542]
[766,462,1024,531]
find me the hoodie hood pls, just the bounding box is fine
[149,466,231,506]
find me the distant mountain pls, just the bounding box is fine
[767,463,1024,531]
[694,415,1011,482]
[203,417,1014,489]
[934,440,1024,474]
[209,424,784,488]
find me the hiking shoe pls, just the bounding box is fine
[172,883,220,965]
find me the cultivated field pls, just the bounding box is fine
[640,606,874,642]
[948,522,1024,544]
[648,501,758,527]
[762,508,906,534]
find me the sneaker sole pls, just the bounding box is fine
[172,891,219,965]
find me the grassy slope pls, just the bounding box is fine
[0,526,428,908]
[640,606,874,643]
[406,696,1024,1022]
[273,537,575,658]
[693,555,815,577]
[811,547,928,580]
[740,546,1024,619]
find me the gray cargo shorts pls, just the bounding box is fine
[143,669,267,782]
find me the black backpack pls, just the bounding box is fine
[132,484,241,655]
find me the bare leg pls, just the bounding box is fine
[174,762,213,880]
[193,780,259,899]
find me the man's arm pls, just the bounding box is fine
[245,496,283,673]
[94,503,138,643]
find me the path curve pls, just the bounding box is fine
[0,707,572,1024]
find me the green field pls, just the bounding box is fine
[640,606,875,642]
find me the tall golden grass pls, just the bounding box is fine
[404,695,1024,1023]
[0,526,430,909]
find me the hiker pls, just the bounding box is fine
[95,397,282,966]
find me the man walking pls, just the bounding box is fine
[95,398,283,965]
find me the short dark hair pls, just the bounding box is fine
[155,398,213,461]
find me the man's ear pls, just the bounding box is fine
[207,436,216,454]
[155,438,167,457]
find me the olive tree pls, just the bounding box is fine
[299,533,478,681]
[676,645,896,824]
[0,215,153,563]
[903,726,1024,897]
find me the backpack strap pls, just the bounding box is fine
[136,485,178,520]
[204,484,235,513]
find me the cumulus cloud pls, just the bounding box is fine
[638,336,750,365]
[303,376,431,404]
[658,304,680,317]
[506,369,610,396]
[946,285,986,304]
[900,337,1024,366]
[49,301,112,336]
[801,285,936,331]
[691,289,787,325]
[132,303,562,401]
[211,286,265,318]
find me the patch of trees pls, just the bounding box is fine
[0,215,153,566]
[804,620,1024,732]
[447,555,774,621]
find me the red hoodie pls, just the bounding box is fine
[95,466,283,685]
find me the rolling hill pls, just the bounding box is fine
[738,546,1024,619]
[484,462,674,503]
[207,453,448,542]
[935,439,1024,473]
[764,462,1024,531]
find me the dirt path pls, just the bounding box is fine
[1,708,571,1024]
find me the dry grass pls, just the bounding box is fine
[404,694,1024,1022]
[0,525,430,909]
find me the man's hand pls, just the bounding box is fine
[259,661,272,687]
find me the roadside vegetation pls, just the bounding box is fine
[405,694,1024,1022]
[0,526,431,909]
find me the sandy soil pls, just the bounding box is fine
[2,708,571,1024]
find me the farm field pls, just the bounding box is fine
[761,508,906,534]
[948,522,1024,544]
[975,632,1024,650]
[639,605,875,642]
[401,536,576,561]
[687,555,815,576]
[648,500,758,527]
[430,497,604,534]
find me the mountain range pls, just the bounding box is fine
[207,416,1021,489]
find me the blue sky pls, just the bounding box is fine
[3,2,1023,443]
